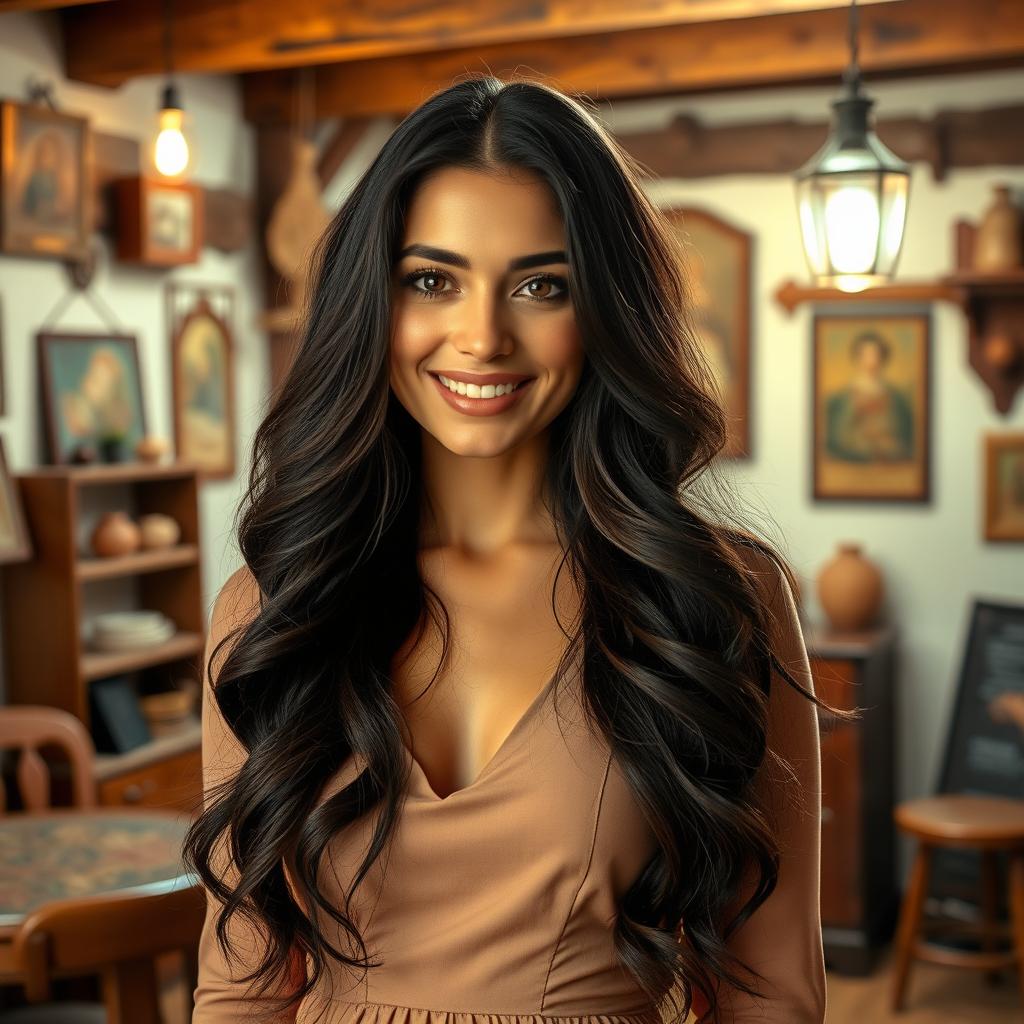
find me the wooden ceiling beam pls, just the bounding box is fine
[61,0,897,88]
[0,1,111,11]
[241,0,1024,122]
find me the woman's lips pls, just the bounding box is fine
[428,372,535,417]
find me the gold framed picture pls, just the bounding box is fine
[167,283,236,480]
[0,99,92,260]
[984,433,1024,541]
[812,310,931,502]
[662,206,752,459]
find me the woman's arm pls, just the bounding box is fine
[192,566,307,1022]
[713,551,827,1023]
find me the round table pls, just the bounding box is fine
[0,808,195,980]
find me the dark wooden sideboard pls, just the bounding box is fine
[804,622,899,975]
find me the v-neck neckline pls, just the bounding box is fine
[401,665,564,804]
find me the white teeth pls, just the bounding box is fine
[437,374,523,399]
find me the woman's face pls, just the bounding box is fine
[389,165,585,458]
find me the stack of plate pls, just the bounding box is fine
[91,611,176,652]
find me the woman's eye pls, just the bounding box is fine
[402,268,568,304]
[519,277,567,301]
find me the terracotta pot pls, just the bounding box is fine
[90,511,142,558]
[138,513,181,549]
[973,184,1022,273]
[136,435,170,463]
[815,542,884,631]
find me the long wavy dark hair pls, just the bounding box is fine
[183,74,860,1024]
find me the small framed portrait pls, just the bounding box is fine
[116,176,203,266]
[0,435,32,564]
[38,332,148,465]
[812,310,931,502]
[661,206,752,459]
[984,433,1024,541]
[167,283,236,479]
[0,99,92,260]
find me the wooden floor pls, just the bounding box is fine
[824,943,1022,1023]
[656,941,1023,1023]
[157,942,1023,1023]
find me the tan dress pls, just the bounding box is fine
[193,562,826,1023]
[194,650,684,1023]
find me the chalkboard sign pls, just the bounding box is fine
[930,598,1024,916]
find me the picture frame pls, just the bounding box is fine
[116,175,203,267]
[167,282,236,480]
[661,206,753,459]
[984,432,1024,541]
[811,309,931,502]
[0,99,92,261]
[37,331,148,465]
[0,434,33,564]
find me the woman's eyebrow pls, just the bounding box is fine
[396,244,567,271]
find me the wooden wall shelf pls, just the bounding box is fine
[76,543,200,581]
[774,278,962,314]
[1,460,206,815]
[80,631,205,682]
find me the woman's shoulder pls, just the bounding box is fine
[206,564,264,679]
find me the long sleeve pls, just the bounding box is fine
[192,566,307,1022]
[711,551,827,1023]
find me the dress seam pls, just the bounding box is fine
[539,746,614,1013]
[334,995,655,1019]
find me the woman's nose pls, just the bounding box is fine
[454,290,513,360]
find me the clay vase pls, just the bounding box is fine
[138,513,181,549]
[815,542,884,632]
[973,184,1022,273]
[136,435,171,464]
[90,511,142,558]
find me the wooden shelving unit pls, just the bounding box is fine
[1,460,206,814]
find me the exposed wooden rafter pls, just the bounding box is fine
[240,0,1024,122]
[618,103,1024,183]
[0,0,110,11]
[61,0,898,87]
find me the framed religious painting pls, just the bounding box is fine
[116,176,203,267]
[0,99,92,260]
[167,282,236,479]
[0,435,32,564]
[984,433,1024,541]
[37,331,148,465]
[812,310,931,502]
[661,206,752,459]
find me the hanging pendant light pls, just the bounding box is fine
[793,0,910,293]
[152,0,190,178]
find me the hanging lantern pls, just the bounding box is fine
[793,0,911,293]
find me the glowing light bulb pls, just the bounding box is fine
[153,84,190,178]
[823,185,880,275]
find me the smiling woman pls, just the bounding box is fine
[185,74,853,1024]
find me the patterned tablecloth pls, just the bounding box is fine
[0,809,194,927]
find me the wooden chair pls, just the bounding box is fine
[890,793,1024,1011]
[0,706,97,811]
[2,883,205,1024]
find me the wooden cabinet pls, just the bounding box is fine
[2,461,206,813]
[96,739,202,814]
[805,623,899,975]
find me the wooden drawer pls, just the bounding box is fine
[98,745,202,816]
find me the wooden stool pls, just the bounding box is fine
[891,794,1024,1011]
